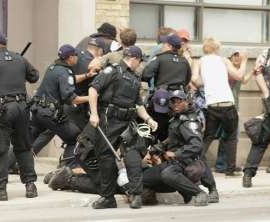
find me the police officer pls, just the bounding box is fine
[243,48,270,187]
[64,37,105,131]
[0,33,39,200]
[144,90,218,206]
[88,46,158,209]
[31,44,89,166]
[142,34,191,141]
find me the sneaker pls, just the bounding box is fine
[242,175,252,188]
[92,196,117,209]
[130,195,142,209]
[208,188,219,203]
[25,182,38,198]
[43,169,61,184]
[48,167,73,190]
[194,191,208,206]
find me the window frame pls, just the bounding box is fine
[130,0,270,45]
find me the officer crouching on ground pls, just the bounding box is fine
[30,44,89,167]
[151,90,210,206]
[0,33,39,200]
[88,45,158,209]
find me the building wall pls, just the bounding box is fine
[95,0,129,34]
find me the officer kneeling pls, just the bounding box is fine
[159,90,208,206]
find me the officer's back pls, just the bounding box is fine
[0,44,38,96]
[142,34,191,89]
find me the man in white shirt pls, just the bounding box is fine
[192,38,247,176]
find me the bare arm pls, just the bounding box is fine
[72,96,89,105]
[191,59,203,87]
[75,69,97,84]
[137,105,158,132]
[88,87,99,127]
[224,57,247,81]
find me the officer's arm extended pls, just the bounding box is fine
[58,72,88,105]
[174,121,203,160]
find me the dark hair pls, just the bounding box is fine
[120,28,137,47]
[97,22,117,39]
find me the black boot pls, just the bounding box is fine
[243,175,252,188]
[194,191,208,206]
[0,183,8,201]
[130,195,142,209]
[48,167,73,190]
[208,188,219,203]
[92,196,117,209]
[25,182,38,198]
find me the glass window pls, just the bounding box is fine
[0,0,7,35]
[164,6,195,40]
[203,0,265,6]
[130,4,160,39]
[203,9,266,42]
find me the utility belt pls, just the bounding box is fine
[0,94,27,116]
[31,97,66,123]
[104,104,137,121]
[0,94,26,103]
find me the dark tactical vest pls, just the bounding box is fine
[168,111,201,152]
[0,49,27,96]
[111,65,141,108]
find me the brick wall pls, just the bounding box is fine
[95,0,129,33]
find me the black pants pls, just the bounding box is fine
[64,104,88,131]
[124,149,143,195]
[0,101,37,185]
[202,105,238,172]
[244,115,270,177]
[31,106,81,166]
[92,113,130,198]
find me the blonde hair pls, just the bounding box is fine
[202,37,221,54]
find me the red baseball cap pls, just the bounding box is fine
[177,29,191,41]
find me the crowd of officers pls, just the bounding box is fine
[0,22,269,209]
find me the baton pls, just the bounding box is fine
[20,42,32,56]
[97,126,121,161]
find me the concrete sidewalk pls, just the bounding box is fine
[34,157,270,203]
[1,157,270,222]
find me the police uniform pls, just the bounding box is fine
[142,50,191,141]
[31,59,81,166]
[243,48,270,185]
[89,60,142,207]
[63,49,94,131]
[142,51,191,89]
[0,45,39,200]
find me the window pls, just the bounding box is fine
[0,0,7,36]
[130,0,270,44]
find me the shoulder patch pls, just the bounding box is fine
[67,69,73,74]
[49,65,55,70]
[68,76,74,85]
[188,122,199,135]
[150,56,157,62]
[103,66,114,74]
[80,50,85,55]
